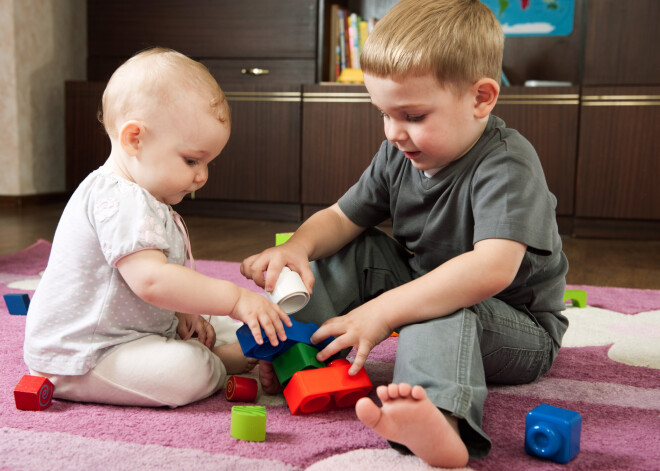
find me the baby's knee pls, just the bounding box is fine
[165,341,226,406]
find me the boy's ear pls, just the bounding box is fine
[472,78,500,119]
[118,120,144,156]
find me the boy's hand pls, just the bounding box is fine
[240,242,315,295]
[232,288,292,346]
[311,304,394,375]
[176,313,216,349]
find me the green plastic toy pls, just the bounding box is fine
[563,289,587,308]
[272,342,325,386]
[230,406,267,442]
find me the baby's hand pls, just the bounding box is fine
[176,313,216,349]
[232,288,292,346]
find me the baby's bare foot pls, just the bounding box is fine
[258,360,282,394]
[355,383,469,468]
[214,342,257,375]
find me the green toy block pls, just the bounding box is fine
[275,232,293,246]
[230,406,267,442]
[272,342,325,386]
[563,289,587,308]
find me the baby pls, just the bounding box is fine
[24,48,291,407]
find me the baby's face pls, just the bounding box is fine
[364,73,483,172]
[133,93,230,205]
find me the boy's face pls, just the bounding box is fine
[364,73,485,172]
[133,92,230,205]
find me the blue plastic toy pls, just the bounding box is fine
[525,404,582,464]
[236,318,333,362]
[3,293,30,315]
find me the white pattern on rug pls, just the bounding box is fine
[562,306,660,368]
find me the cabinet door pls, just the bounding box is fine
[65,81,110,191]
[195,85,302,204]
[583,0,660,85]
[576,86,660,220]
[87,0,318,61]
[301,85,385,210]
[494,87,580,217]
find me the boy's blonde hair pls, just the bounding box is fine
[361,0,503,90]
[100,48,230,139]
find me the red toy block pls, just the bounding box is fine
[14,375,54,411]
[283,358,372,415]
[225,375,258,402]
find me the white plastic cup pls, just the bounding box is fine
[267,267,310,314]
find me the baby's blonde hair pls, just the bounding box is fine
[100,48,230,139]
[361,0,503,90]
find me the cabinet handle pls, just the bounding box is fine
[241,67,270,76]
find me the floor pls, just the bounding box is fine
[1,202,658,290]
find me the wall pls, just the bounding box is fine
[0,0,86,197]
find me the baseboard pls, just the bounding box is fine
[572,217,660,239]
[0,193,68,209]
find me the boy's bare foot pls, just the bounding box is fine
[355,383,469,468]
[214,342,258,375]
[258,360,282,394]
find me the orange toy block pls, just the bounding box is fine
[14,375,54,411]
[283,358,372,415]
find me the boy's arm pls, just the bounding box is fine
[313,238,527,374]
[241,203,365,294]
[116,250,291,346]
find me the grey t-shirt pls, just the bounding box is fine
[338,115,568,344]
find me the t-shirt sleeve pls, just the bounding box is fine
[87,178,173,267]
[338,140,393,227]
[471,139,558,256]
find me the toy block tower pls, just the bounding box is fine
[236,318,372,414]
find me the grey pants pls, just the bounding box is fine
[293,228,560,459]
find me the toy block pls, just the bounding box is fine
[275,232,293,246]
[563,289,587,308]
[283,358,372,415]
[14,375,54,411]
[236,318,333,362]
[225,375,258,402]
[525,404,581,464]
[272,342,325,386]
[4,293,30,315]
[230,406,267,442]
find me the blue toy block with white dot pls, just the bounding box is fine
[3,293,30,315]
[236,318,333,362]
[525,404,582,464]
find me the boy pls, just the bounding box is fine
[241,0,568,467]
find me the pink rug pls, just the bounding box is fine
[1,240,659,470]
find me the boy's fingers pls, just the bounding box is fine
[349,347,369,375]
[264,262,285,293]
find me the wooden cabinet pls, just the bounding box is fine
[87,0,318,82]
[575,87,660,235]
[65,82,108,191]
[65,0,660,236]
[301,85,384,216]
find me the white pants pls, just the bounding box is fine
[32,317,241,408]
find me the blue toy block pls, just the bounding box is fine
[236,318,333,362]
[525,404,582,464]
[4,294,30,315]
